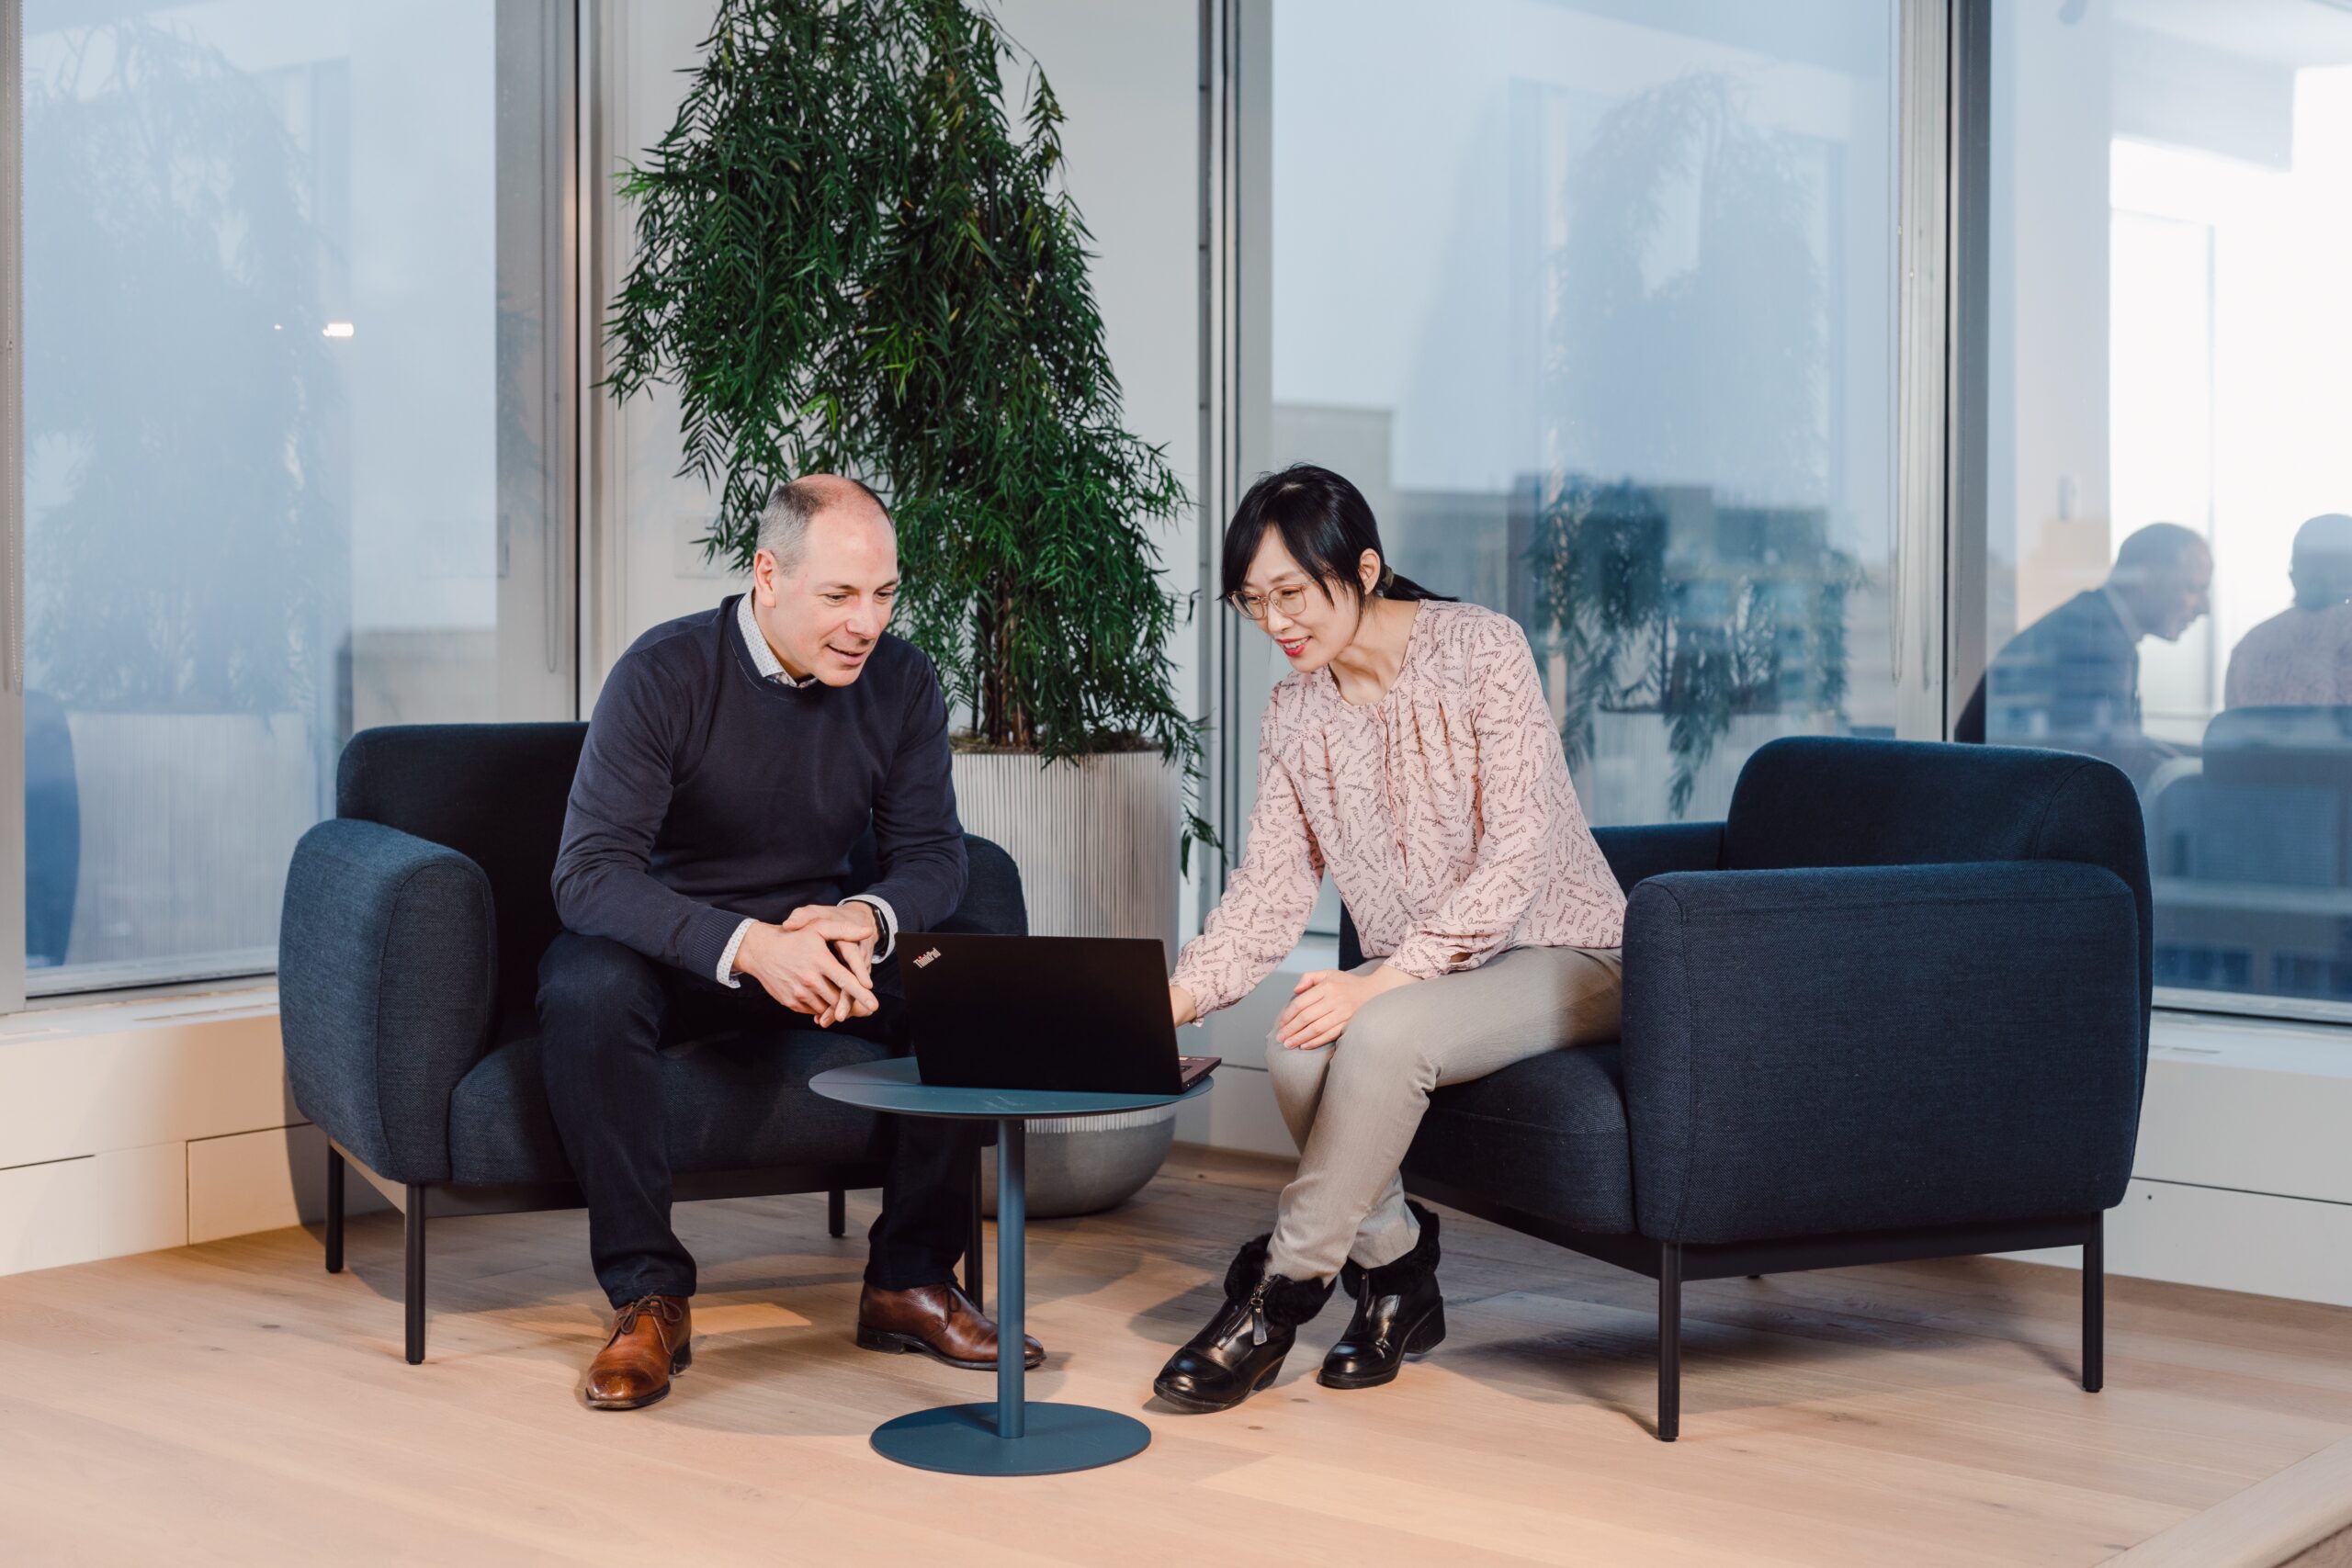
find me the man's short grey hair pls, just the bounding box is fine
[757,476,892,576]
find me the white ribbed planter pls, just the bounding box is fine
[950,748,1182,1218]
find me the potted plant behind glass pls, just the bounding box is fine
[1528,73,1859,819]
[605,0,1209,1214]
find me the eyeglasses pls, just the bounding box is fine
[1225,583,1315,622]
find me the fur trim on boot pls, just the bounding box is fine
[1339,1201,1442,1299]
[1223,1233,1338,1326]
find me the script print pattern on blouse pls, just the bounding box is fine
[1172,600,1626,1018]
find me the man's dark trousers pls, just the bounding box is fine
[537,930,978,1306]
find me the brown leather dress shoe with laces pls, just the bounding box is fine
[855,1281,1045,1371]
[585,1294,692,1410]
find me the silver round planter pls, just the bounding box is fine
[978,1108,1179,1219]
[950,748,1182,1219]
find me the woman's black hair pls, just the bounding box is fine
[1219,464,1454,610]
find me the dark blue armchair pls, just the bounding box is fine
[278,724,1024,1362]
[1345,737,2151,1441]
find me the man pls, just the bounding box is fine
[2225,513,2352,708]
[539,474,1041,1410]
[1956,521,2212,783]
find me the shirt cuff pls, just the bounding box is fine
[842,894,897,961]
[716,917,755,987]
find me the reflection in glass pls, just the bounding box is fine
[1260,0,1900,852]
[21,3,568,990]
[2223,513,2352,708]
[1986,0,2352,1010]
[1964,522,2212,784]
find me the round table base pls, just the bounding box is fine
[869,1402,1150,1476]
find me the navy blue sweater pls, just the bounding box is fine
[551,596,967,980]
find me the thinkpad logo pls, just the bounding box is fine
[911,947,943,969]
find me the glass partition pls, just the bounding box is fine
[1981,0,2352,1016]
[1242,0,1909,927]
[19,1,572,991]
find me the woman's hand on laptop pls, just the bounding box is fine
[733,919,876,1025]
[1169,982,1199,1029]
[1274,964,1413,1050]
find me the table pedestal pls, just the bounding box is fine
[868,1118,1151,1475]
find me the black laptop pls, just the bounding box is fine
[897,932,1219,1095]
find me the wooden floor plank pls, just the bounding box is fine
[0,1144,2345,1567]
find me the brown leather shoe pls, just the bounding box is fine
[855,1281,1045,1371]
[585,1294,692,1410]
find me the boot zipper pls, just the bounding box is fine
[1249,1280,1269,1347]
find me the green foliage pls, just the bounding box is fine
[1528,479,1860,818]
[1530,72,1857,818]
[605,0,1212,860]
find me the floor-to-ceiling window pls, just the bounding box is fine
[15,0,574,995]
[1225,0,1917,928]
[1978,0,2352,1019]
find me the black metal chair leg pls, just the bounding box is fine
[404,1184,427,1366]
[324,1147,345,1274]
[827,1184,846,1238]
[2083,1216,2104,1393]
[963,1148,985,1303]
[1658,1242,1682,1442]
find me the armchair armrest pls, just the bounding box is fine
[1623,860,2143,1246]
[278,818,497,1183]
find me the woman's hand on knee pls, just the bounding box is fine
[1274,964,1414,1050]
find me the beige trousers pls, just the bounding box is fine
[1262,945,1624,1282]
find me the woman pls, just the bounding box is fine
[1157,464,1626,1414]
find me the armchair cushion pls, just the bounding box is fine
[447,1027,895,1185]
[1404,1043,1635,1235]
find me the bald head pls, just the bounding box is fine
[748,474,900,688]
[2291,513,2352,610]
[2107,522,2212,643]
[758,474,892,577]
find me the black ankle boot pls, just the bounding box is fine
[1153,1235,1336,1414]
[1319,1202,1445,1390]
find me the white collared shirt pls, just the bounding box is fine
[715,594,898,987]
[2100,584,2144,647]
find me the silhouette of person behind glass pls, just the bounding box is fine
[1956,521,2213,784]
[2224,513,2352,709]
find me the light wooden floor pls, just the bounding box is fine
[2287,1529,2352,1568]
[2,1145,2348,1567]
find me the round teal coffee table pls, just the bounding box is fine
[809,1056,1213,1476]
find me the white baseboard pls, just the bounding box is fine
[188,1122,391,1246]
[0,1142,186,1273]
[0,987,329,1278]
[2005,1178,2352,1308]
